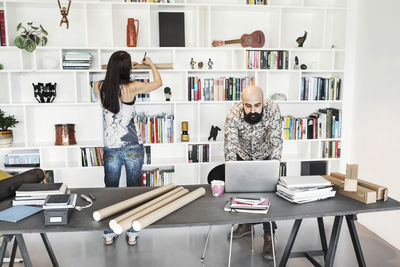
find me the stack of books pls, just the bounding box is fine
[63,52,92,70]
[276,176,335,204]
[12,183,67,206]
[224,196,270,214]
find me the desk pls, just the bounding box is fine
[0,185,399,267]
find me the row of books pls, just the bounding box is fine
[247,0,268,4]
[137,113,174,144]
[188,144,210,163]
[246,50,289,70]
[4,149,40,167]
[276,176,335,204]
[81,147,104,167]
[188,76,255,101]
[322,141,341,159]
[301,77,341,101]
[280,162,287,177]
[0,11,6,46]
[281,108,342,140]
[63,52,92,70]
[12,183,67,206]
[141,169,174,187]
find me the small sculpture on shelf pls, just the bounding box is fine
[181,121,189,142]
[296,31,307,47]
[208,58,213,69]
[208,125,221,141]
[164,87,172,101]
[294,56,299,70]
[197,61,203,69]
[32,82,57,103]
[300,64,307,70]
[55,124,76,146]
[190,58,196,69]
[57,0,72,29]
[271,93,287,101]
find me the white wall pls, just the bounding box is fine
[348,0,400,249]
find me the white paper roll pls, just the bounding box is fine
[112,188,189,235]
[132,187,206,231]
[92,183,175,221]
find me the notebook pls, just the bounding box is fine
[0,206,42,222]
[279,176,331,189]
[15,183,67,197]
[224,160,280,193]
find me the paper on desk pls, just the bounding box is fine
[0,206,42,222]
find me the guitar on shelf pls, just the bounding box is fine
[212,30,265,48]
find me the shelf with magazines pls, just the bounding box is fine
[0,0,347,187]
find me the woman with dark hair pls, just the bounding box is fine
[96,51,162,245]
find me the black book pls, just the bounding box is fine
[188,77,191,101]
[16,183,66,197]
[159,12,185,47]
[307,118,314,139]
[193,145,198,163]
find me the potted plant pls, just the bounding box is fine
[0,109,19,147]
[14,22,48,52]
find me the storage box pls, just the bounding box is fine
[44,208,73,225]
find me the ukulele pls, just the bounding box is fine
[212,30,265,48]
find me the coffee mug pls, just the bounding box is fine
[211,180,224,197]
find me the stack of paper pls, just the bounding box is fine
[12,183,67,206]
[276,176,335,204]
[224,196,270,214]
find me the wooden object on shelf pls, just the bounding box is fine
[101,63,173,70]
[212,30,265,48]
[57,0,71,29]
[322,175,376,204]
[92,183,175,221]
[344,164,358,192]
[296,31,307,47]
[330,172,388,201]
[111,188,189,234]
[132,187,206,231]
[55,124,76,146]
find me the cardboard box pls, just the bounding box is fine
[330,172,388,201]
[323,175,377,204]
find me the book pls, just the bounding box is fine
[230,197,269,209]
[0,10,6,46]
[0,206,42,222]
[224,201,270,214]
[15,183,67,197]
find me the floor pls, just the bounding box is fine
[2,218,400,267]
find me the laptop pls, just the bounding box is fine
[224,160,280,193]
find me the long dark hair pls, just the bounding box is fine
[100,51,132,114]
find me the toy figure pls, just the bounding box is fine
[208,125,221,141]
[208,58,213,69]
[58,0,72,29]
[190,58,196,69]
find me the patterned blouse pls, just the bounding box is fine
[224,99,283,161]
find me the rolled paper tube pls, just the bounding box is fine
[132,187,206,231]
[112,188,189,235]
[109,187,185,228]
[92,183,175,221]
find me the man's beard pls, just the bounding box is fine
[244,109,263,125]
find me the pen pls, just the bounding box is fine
[143,52,147,61]
[88,193,96,201]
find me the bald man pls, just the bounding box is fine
[224,85,283,260]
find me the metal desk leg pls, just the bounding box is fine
[40,233,59,267]
[0,235,10,266]
[9,238,18,267]
[279,219,302,267]
[201,226,212,262]
[346,215,366,267]
[15,235,33,267]
[317,217,328,257]
[228,224,234,267]
[270,222,277,267]
[324,216,343,267]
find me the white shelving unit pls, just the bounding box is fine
[0,0,347,188]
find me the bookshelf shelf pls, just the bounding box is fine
[0,0,347,187]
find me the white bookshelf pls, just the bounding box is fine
[0,0,347,187]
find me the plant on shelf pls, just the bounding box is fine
[14,22,48,52]
[0,109,19,147]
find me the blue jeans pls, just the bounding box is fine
[103,144,144,238]
[103,144,144,187]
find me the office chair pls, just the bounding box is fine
[201,164,276,267]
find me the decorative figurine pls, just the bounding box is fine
[32,82,57,103]
[300,64,307,70]
[294,56,299,70]
[197,61,203,69]
[190,58,196,69]
[208,125,221,141]
[271,93,287,101]
[296,31,307,47]
[208,58,213,69]
[164,87,172,101]
[181,121,189,142]
[57,0,72,29]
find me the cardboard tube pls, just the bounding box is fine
[112,188,189,234]
[132,187,206,231]
[109,187,184,228]
[92,183,175,221]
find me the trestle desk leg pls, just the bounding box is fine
[324,216,343,267]
[9,237,19,267]
[40,233,59,267]
[317,217,328,257]
[15,235,32,267]
[279,219,302,267]
[346,215,366,267]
